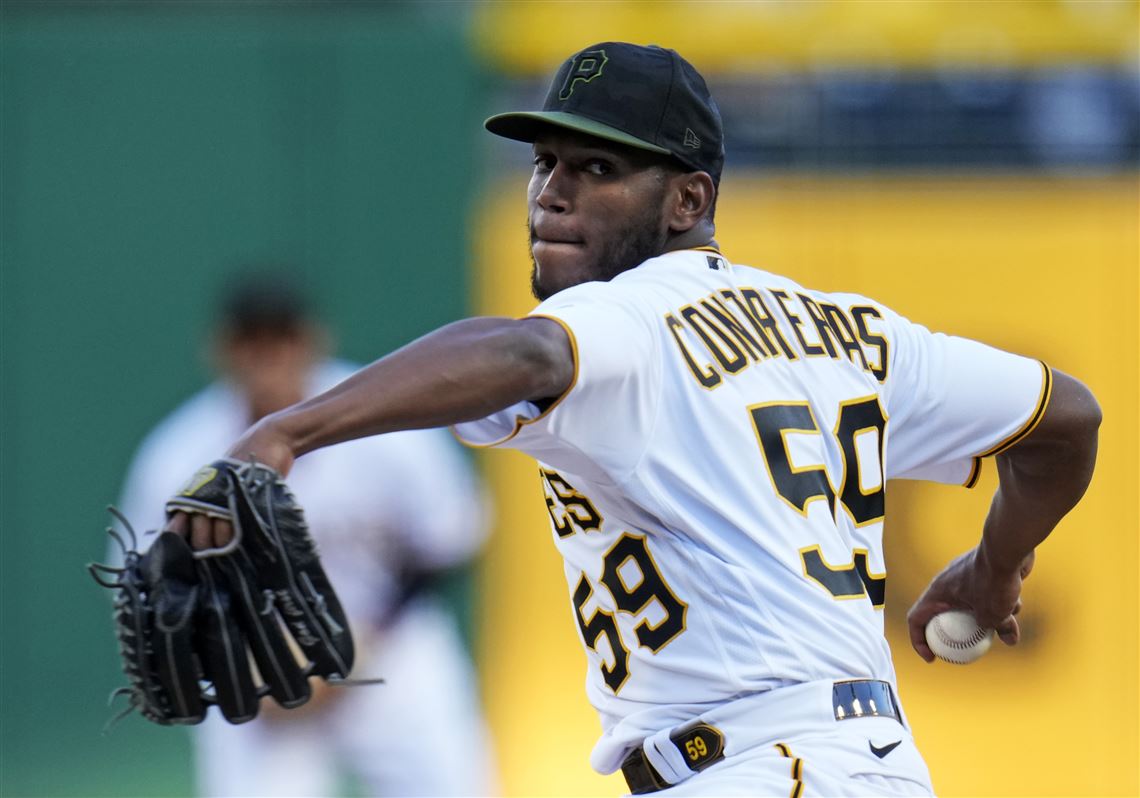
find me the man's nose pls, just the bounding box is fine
[535,164,572,213]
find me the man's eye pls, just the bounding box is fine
[584,161,612,175]
[533,155,554,170]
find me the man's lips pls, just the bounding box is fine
[531,225,584,246]
[533,237,584,247]
[531,233,583,246]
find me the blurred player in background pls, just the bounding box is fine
[117,271,498,797]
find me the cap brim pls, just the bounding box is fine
[485,111,673,156]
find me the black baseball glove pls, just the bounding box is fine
[89,458,357,726]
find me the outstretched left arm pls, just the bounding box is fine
[166,315,575,550]
[907,368,1101,661]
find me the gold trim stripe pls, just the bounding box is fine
[977,361,1053,458]
[452,314,581,449]
[775,742,805,798]
[524,313,581,420]
[960,361,1050,486]
[963,457,983,489]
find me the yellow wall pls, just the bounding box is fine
[471,173,1139,796]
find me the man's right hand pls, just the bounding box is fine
[906,546,1035,662]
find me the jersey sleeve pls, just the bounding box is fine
[876,304,1051,486]
[453,281,660,480]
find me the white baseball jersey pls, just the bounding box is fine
[118,360,498,796]
[454,248,1049,776]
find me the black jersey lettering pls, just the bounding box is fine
[821,303,871,371]
[681,304,749,374]
[797,294,840,358]
[772,289,824,357]
[666,313,723,389]
[736,289,796,360]
[851,306,889,382]
[700,295,767,362]
[541,469,603,537]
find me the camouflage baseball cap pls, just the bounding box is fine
[485,42,724,184]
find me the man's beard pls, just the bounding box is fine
[528,197,669,302]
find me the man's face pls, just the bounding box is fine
[217,327,319,421]
[527,129,675,301]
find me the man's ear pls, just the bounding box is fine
[667,171,716,232]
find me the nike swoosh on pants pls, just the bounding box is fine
[869,740,902,758]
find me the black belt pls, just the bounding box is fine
[621,680,900,795]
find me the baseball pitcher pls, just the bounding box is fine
[120,43,1099,796]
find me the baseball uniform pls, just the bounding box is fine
[455,248,1048,795]
[118,360,499,798]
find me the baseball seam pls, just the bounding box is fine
[931,619,988,649]
[930,615,991,664]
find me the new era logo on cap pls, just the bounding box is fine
[559,49,609,100]
[683,128,701,148]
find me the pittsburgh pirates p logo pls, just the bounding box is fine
[559,49,608,100]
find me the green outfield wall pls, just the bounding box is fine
[0,5,487,796]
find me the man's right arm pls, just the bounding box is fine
[906,368,1101,660]
[168,315,575,549]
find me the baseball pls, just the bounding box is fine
[924,610,993,664]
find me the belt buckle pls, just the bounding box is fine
[832,679,898,722]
